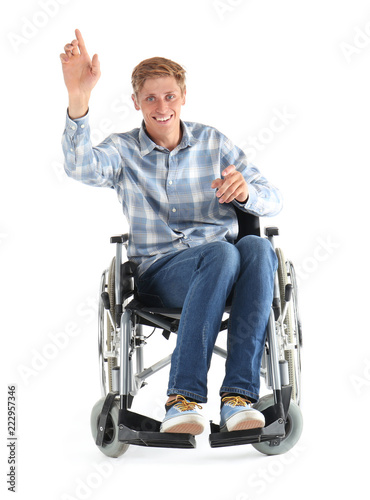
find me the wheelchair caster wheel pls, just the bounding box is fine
[90,397,129,458]
[252,394,303,455]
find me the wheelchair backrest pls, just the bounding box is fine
[234,207,260,242]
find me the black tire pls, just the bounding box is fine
[252,394,303,455]
[90,397,129,458]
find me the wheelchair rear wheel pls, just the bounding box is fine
[98,258,119,396]
[107,257,118,392]
[276,248,302,405]
[90,397,129,458]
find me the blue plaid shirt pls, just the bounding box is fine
[62,111,282,275]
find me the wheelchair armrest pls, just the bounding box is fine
[110,234,129,244]
[122,261,137,276]
[264,227,279,237]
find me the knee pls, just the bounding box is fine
[236,235,277,270]
[200,241,240,276]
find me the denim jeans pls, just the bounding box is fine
[135,236,278,403]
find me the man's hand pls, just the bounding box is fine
[60,29,101,118]
[211,165,249,204]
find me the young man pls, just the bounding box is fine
[60,29,283,435]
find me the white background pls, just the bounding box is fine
[2,0,370,498]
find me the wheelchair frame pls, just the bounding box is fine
[92,213,303,456]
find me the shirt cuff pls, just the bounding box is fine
[65,108,90,137]
[233,184,257,211]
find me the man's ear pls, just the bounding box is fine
[182,89,186,105]
[131,94,141,111]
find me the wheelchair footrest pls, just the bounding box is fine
[117,409,196,449]
[209,389,291,448]
[209,419,286,448]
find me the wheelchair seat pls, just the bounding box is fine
[114,208,257,326]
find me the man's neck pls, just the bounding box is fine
[145,124,183,152]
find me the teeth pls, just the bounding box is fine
[156,116,171,122]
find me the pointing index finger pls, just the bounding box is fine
[75,28,88,55]
[222,164,236,177]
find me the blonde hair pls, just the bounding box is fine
[131,57,186,97]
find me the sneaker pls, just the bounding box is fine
[160,395,205,435]
[220,395,265,432]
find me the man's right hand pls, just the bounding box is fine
[60,29,101,119]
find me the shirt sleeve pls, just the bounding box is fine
[61,109,122,188]
[220,137,283,217]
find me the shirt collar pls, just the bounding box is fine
[139,120,199,156]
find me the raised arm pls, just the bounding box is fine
[60,30,122,189]
[60,29,101,118]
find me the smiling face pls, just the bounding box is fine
[132,76,186,150]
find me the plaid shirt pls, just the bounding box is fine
[62,111,282,275]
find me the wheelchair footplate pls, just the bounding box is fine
[96,390,290,450]
[209,387,291,449]
[117,409,196,448]
[209,416,285,449]
[95,393,196,449]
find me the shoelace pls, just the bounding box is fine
[221,396,252,407]
[168,395,203,412]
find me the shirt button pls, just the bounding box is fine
[168,180,173,185]
[70,148,74,152]
[70,126,76,130]
[172,208,177,213]
[80,124,85,129]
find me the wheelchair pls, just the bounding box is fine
[90,209,303,457]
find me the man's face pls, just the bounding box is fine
[132,76,186,142]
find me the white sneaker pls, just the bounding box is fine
[220,395,265,432]
[160,395,205,435]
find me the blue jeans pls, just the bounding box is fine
[135,236,278,403]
